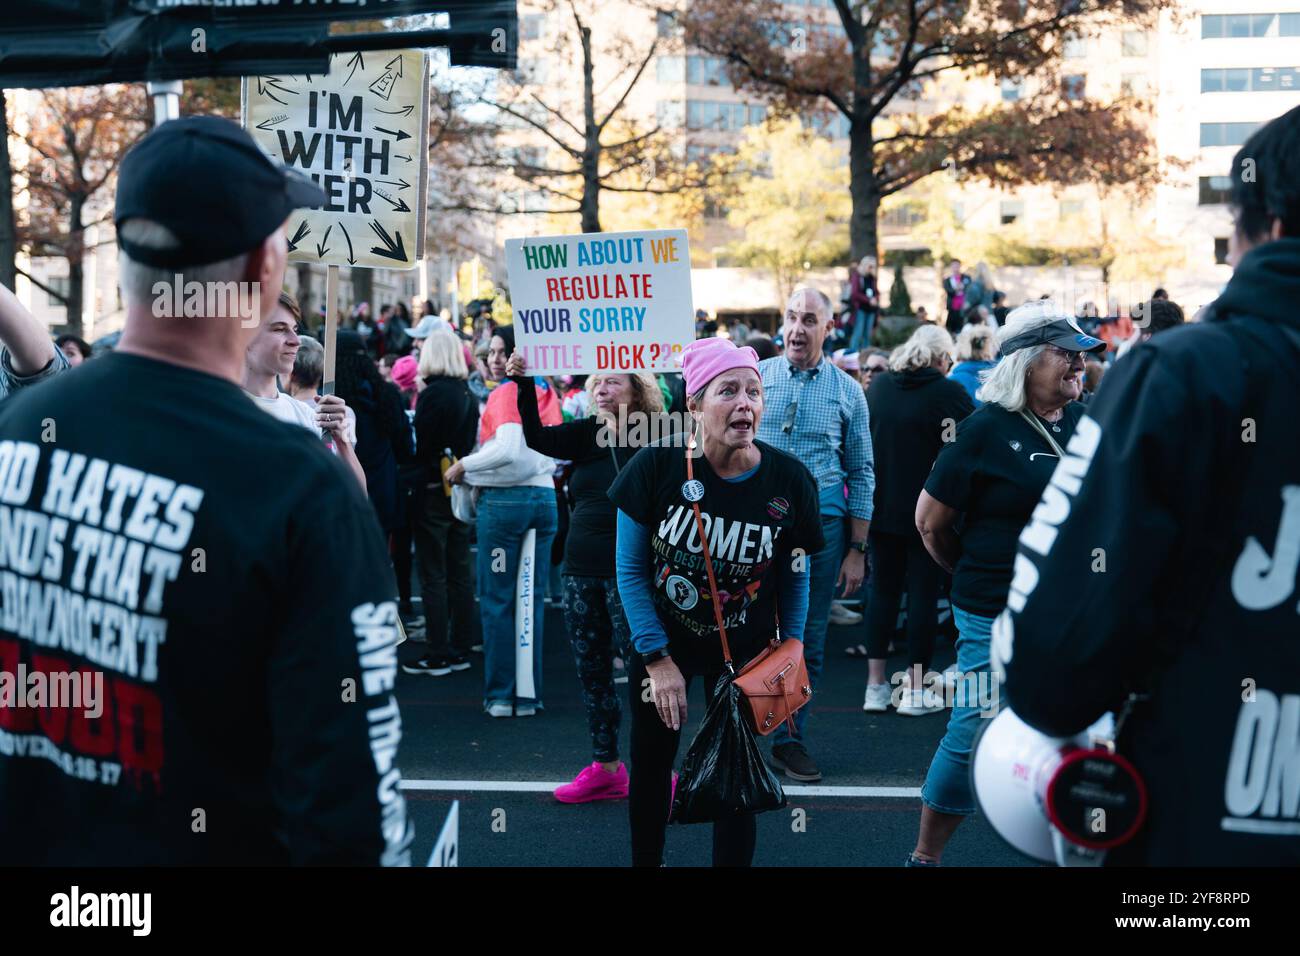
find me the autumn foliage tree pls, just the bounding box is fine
[677,0,1180,261]
[452,0,708,234]
[720,117,850,305]
[15,85,149,337]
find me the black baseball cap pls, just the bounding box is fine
[115,116,325,269]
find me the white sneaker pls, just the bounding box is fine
[896,688,945,716]
[486,701,536,718]
[862,683,892,712]
[829,604,864,626]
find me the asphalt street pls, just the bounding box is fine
[395,586,1034,868]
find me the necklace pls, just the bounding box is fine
[1031,407,1063,432]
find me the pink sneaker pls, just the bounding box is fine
[554,762,629,804]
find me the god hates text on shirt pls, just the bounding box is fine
[0,441,200,792]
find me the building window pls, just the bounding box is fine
[1000,78,1022,102]
[1121,73,1149,96]
[1000,200,1024,225]
[686,55,726,86]
[656,56,684,84]
[1202,66,1300,92]
[47,276,69,308]
[656,11,680,38]
[520,14,543,41]
[1062,74,1086,100]
[1203,14,1286,38]
[1198,176,1234,205]
[880,204,926,228]
[1059,200,1084,219]
[1122,31,1148,56]
[1063,33,1086,58]
[1254,66,1300,90]
[1200,122,1263,147]
[1214,237,1230,264]
[685,99,764,131]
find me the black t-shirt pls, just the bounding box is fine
[515,377,639,577]
[924,401,1086,617]
[0,352,412,865]
[608,439,824,671]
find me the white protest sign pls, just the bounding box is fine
[427,800,459,868]
[504,228,694,375]
[242,50,429,269]
[514,529,536,701]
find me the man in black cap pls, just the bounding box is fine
[0,116,412,865]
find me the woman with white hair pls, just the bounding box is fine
[861,324,974,714]
[907,301,1106,866]
[948,324,998,404]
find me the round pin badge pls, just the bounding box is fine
[681,479,705,502]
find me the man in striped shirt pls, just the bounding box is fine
[757,287,876,782]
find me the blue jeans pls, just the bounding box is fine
[849,308,876,352]
[475,485,558,707]
[772,513,845,748]
[921,604,996,815]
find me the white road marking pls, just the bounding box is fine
[400,779,921,798]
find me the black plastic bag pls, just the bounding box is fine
[670,673,787,824]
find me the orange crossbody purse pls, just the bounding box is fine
[684,443,811,736]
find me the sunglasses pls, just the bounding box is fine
[1045,345,1084,362]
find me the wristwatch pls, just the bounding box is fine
[641,647,672,665]
[848,539,868,554]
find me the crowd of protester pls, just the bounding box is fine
[1,106,1296,869]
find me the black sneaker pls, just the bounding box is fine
[402,656,453,676]
[770,742,822,782]
[447,654,472,672]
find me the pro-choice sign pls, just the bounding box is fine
[504,229,694,376]
[243,49,429,269]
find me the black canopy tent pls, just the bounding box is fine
[0,0,517,89]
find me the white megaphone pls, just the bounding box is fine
[972,708,1148,867]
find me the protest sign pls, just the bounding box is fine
[427,800,460,868]
[243,50,429,270]
[504,229,694,375]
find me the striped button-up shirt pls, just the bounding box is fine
[757,354,875,520]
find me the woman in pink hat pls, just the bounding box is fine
[608,337,824,867]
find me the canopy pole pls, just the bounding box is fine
[146,80,182,126]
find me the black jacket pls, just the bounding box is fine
[413,376,479,490]
[999,238,1300,865]
[865,367,974,535]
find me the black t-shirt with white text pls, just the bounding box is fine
[0,352,412,865]
[608,439,823,672]
[924,401,1086,617]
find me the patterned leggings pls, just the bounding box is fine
[562,575,632,763]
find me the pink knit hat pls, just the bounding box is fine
[391,355,419,392]
[681,337,760,395]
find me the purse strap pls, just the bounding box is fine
[685,439,735,673]
[1018,408,1068,459]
